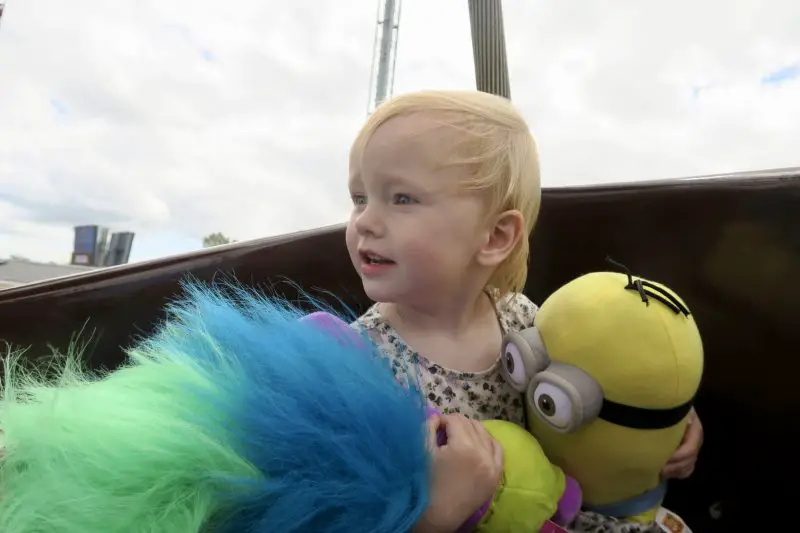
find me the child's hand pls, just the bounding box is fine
[414,414,503,533]
[661,408,704,479]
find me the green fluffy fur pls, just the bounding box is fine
[0,343,259,532]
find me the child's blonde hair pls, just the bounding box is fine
[350,89,541,296]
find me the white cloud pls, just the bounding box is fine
[0,0,797,264]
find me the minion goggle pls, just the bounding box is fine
[501,327,694,434]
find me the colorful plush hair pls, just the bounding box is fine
[0,281,430,532]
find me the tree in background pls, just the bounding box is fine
[202,233,235,248]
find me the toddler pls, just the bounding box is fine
[346,90,702,532]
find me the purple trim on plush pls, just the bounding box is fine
[424,407,491,532]
[299,311,353,337]
[551,475,582,526]
[425,407,448,446]
[454,499,492,533]
[425,406,441,418]
[540,520,570,533]
[300,312,376,354]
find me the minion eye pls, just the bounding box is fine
[532,382,575,430]
[503,342,528,391]
[501,329,551,393]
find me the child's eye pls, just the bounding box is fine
[351,194,367,206]
[393,194,416,205]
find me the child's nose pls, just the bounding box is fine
[354,204,385,236]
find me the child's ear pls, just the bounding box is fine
[476,210,524,267]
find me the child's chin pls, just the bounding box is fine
[361,282,398,304]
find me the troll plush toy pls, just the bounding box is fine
[0,281,579,533]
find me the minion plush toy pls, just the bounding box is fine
[501,269,704,532]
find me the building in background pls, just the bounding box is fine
[0,225,136,290]
[0,258,96,289]
[71,225,135,267]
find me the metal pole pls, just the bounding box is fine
[467,0,511,99]
[374,0,397,107]
[367,0,403,114]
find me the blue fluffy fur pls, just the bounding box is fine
[145,280,431,533]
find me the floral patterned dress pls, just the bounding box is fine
[568,511,669,533]
[350,291,539,426]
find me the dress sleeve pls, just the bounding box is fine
[497,292,539,330]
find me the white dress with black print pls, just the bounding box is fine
[351,291,538,426]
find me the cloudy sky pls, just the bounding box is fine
[0,0,798,265]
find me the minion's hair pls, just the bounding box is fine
[351,90,541,296]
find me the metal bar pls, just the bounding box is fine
[367,0,403,114]
[374,0,397,107]
[467,0,511,99]
[365,0,384,113]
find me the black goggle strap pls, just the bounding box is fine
[599,396,694,430]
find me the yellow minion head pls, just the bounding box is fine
[501,270,704,522]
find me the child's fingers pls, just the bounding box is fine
[491,432,504,471]
[667,442,694,463]
[666,412,704,464]
[464,419,503,473]
[472,421,504,473]
[426,415,442,450]
[665,452,695,469]
[662,437,698,479]
[662,460,695,479]
[436,415,485,453]
[472,420,496,454]
[437,413,469,439]
[462,417,481,438]
[436,415,501,469]
[684,413,704,446]
[458,417,492,452]
[669,427,702,463]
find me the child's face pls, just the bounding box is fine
[346,113,491,305]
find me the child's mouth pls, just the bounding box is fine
[361,253,394,265]
[359,252,395,269]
